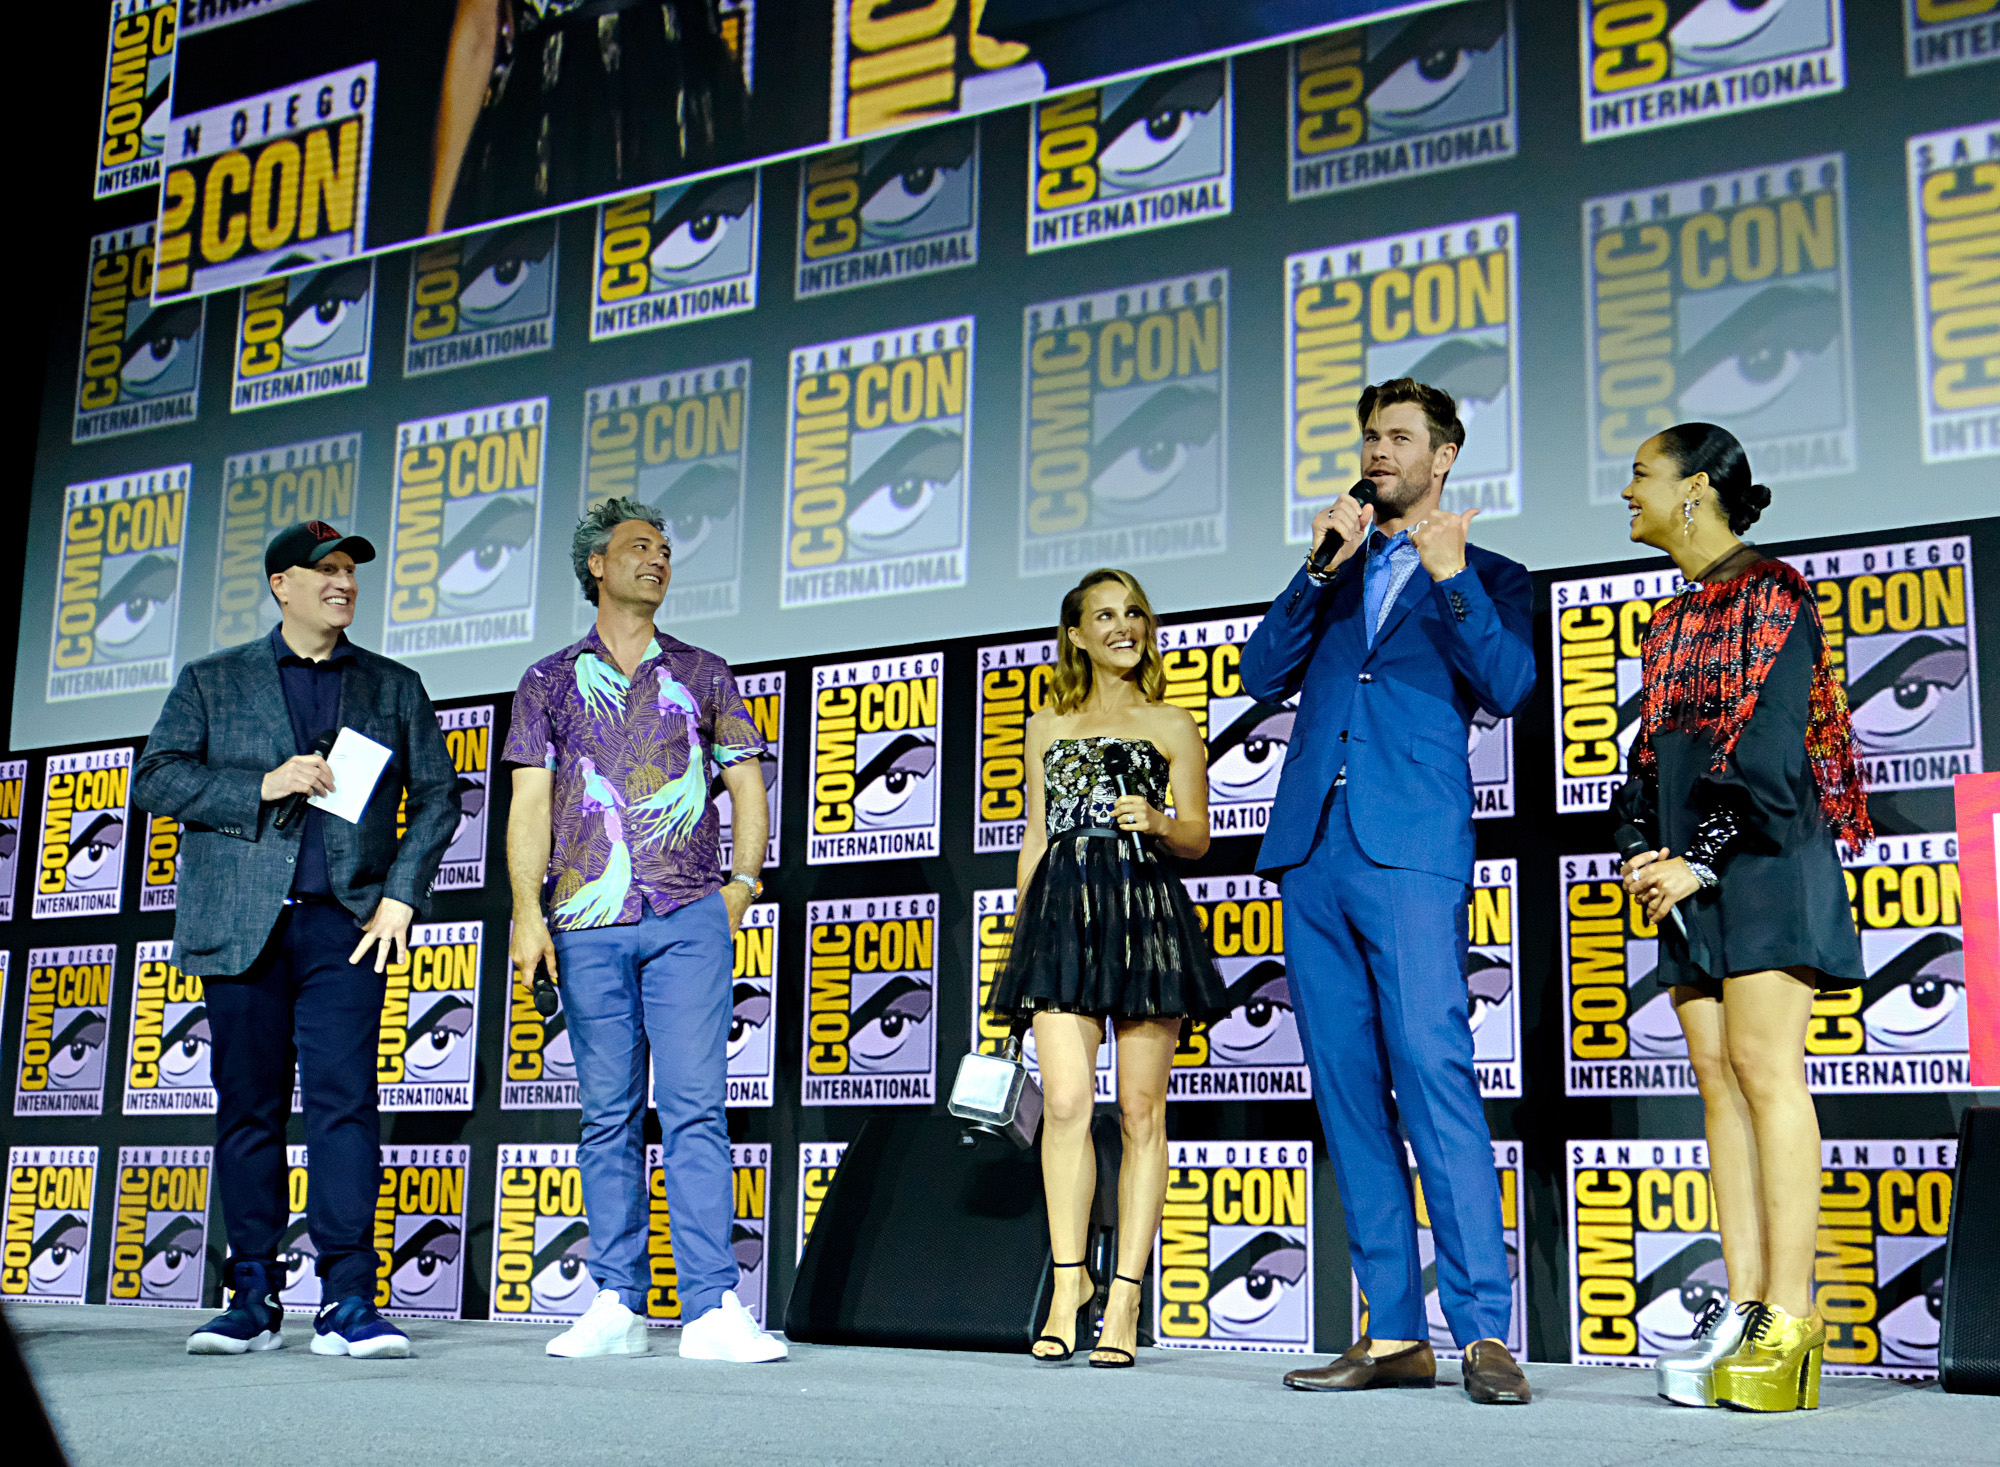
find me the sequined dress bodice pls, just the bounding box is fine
[1043,738,1169,836]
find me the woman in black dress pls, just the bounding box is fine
[1615,423,1870,1413]
[991,568,1227,1367]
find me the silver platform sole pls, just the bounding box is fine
[1655,1302,1751,1407]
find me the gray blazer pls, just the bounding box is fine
[133,635,461,978]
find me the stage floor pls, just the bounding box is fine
[13,1305,1997,1467]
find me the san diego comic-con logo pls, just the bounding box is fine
[1561,850,1693,1097]
[972,888,1115,1103]
[1904,0,2000,74]
[1583,153,1856,504]
[384,398,545,658]
[728,903,777,1108]
[580,361,750,630]
[1026,61,1232,254]
[1549,567,1683,815]
[1155,617,1284,838]
[590,171,760,342]
[49,469,189,703]
[718,671,783,871]
[230,260,374,411]
[33,750,134,920]
[376,923,482,1112]
[501,932,576,1111]
[95,0,177,199]
[0,761,27,921]
[1816,833,1968,1094]
[1906,120,2000,463]
[796,120,979,298]
[1,1147,98,1305]
[282,1145,471,1316]
[643,1144,772,1327]
[153,62,375,299]
[1567,1138,1957,1378]
[1468,861,1521,1099]
[490,1144,593,1323]
[808,653,944,864]
[1576,0,1844,142]
[396,705,492,891]
[1354,1141,1526,1358]
[74,225,203,443]
[973,639,1055,854]
[107,1146,211,1309]
[405,219,558,376]
[16,948,114,1119]
[782,318,974,608]
[797,1143,848,1263]
[124,941,213,1115]
[1285,214,1520,537]
[1289,0,1517,200]
[802,895,938,1107]
[140,814,180,912]
[1020,271,1228,576]
[211,434,360,652]
[830,0,1040,138]
[1154,1142,1314,1354]
[1171,877,1310,1102]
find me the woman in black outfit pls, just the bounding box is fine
[1615,423,1870,1414]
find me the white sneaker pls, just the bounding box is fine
[546,1289,649,1357]
[678,1290,788,1362]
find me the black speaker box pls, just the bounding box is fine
[1941,1106,2000,1395]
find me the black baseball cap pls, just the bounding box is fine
[265,521,377,578]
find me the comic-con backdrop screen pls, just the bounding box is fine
[15,1,1999,748]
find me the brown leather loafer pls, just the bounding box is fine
[1283,1338,1436,1392]
[1461,1339,1531,1404]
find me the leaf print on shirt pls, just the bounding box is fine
[627,671,708,848]
[575,653,628,727]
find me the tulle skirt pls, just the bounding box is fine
[990,833,1229,1022]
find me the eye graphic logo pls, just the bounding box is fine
[490,1144,592,1323]
[384,398,544,657]
[581,361,750,631]
[0,760,27,920]
[802,896,939,1107]
[1155,616,1291,838]
[1354,1141,1525,1357]
[796,1142,848,1264]
[1021,271,1229,576]
[423,705,492,890]
[1578,0,1844,142]
[718,670,783,871]
[973,640,1057,853]
[49,470,189,704]
[501,931,577,1111]
[797,121,979,298]
[33,749,134,921]
[153,61,375,299]
[1905,0,2000,74]
[1153,1142,1313,1353]
[1468,861,1521,1098]
[73,226,203,443]
[809,653,944,864]
[95,0,177,199]
[1583,154,1856,505]
[1561,852,1695,1097]
[971,888,1115,1102]
[138,815,180,912]
[1027,61,1232,253]
[1780,537,1982,790]
[230,260,373,411]
[1548,569,1686,814]
[211,434,362,652]
[1,1146,98,1304]
[725,904,778,1108]
[279,1146,318,1310]
[124,941,213,1115]
[1290,1,1516,199]
[405,219,558,375]
[376,923,481,1112]
[591,172,760,342]
[1285,214,1519,541]
[783,318,974,607]
[645,1144,771,1325]
[1906,121,2000,463]
[107,1146,211,1308]
[1171,878,1310,1101]
[374,1146,470,1319]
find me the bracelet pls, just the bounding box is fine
[1684,860,1718,889]
[1304,553,1338,586]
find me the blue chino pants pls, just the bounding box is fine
[1282,787,1512,1345]
[553,893,737,1320]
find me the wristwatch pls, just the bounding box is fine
[729,873,764,900]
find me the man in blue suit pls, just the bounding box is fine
[1242,379,1535,1403]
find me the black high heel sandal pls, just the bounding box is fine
[1032,1261,1096,1362]
[1089,1274,1143,1368]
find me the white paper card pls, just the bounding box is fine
[309,727,392,824]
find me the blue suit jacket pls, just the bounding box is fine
[1241,544,1536,885]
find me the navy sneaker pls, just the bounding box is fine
[187,1259,284,1355]
[311,1296,412,1359]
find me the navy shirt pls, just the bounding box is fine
[269,623,354,895]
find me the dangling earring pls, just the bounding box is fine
[1682,499,1695,538]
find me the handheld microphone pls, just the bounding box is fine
[274,728,339,831]
[532,960,560,1018]
[1613,822,1685,939]
[1101,743,1146,863]
[1306,478,1379,577]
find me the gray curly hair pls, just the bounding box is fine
[572,496,667,605]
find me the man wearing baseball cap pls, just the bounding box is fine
[135,521,460,1359]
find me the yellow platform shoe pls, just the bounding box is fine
[1711,1302,1825,1412]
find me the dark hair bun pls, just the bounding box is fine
[1723,480,1771,532]
[1658,423,1768,534]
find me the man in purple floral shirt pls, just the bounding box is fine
[504,496,782,1362]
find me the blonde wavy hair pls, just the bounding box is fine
[1049,568,1167,714]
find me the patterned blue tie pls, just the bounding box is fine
[1363,532,1396,648]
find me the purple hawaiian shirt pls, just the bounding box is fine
[503,626,763,931]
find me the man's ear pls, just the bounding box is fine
[1433,440,1460,479]
[268,571,288,608]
